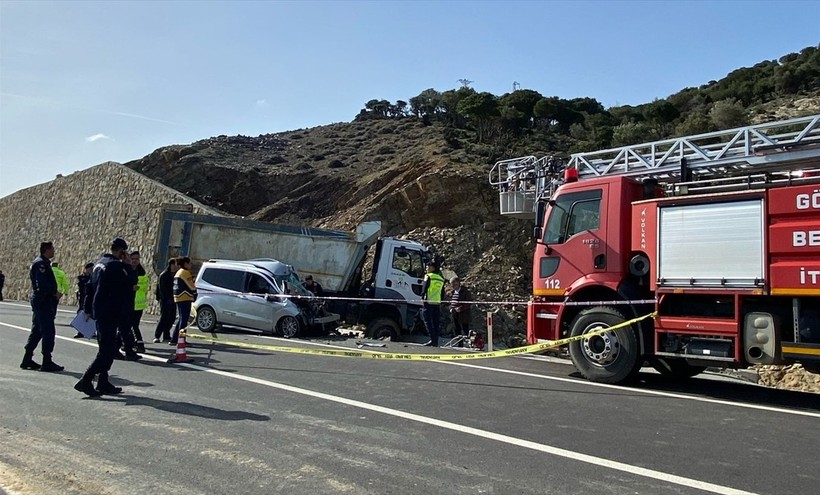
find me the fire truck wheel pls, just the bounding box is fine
[651,358,706,379]
[569,306,641,384]
[367,318,400,341]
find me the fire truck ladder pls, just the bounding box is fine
[490,114,820,218]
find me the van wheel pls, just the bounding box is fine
[569,306,641,384]
[367,318,400,341]
[278,316,301,339]
[652,358,706,379]
[195,306,217,332]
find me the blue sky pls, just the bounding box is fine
[1,0,818,197]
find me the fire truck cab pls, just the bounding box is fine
[490,114,820,384]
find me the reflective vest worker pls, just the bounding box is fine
[421,262,446,347]
[134,264,149,311]
[422,267,445,304]
[51,262,69,298]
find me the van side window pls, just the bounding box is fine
[201,268,245,291]
[247,274,273,294]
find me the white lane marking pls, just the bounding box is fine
[3,302,818,420]
[0,320,760,495]
[436,361,820,419]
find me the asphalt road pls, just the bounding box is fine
[1,301,818,495]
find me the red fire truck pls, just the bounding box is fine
[490,114,820,384]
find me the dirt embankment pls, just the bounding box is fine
[124,116,820,393]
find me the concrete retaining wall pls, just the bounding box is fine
[0,162,223,314]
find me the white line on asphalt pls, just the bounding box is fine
[3,301,819,419]
[0,319,761,495]
[437,361,820,419]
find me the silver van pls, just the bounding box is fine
[193,259,339,337]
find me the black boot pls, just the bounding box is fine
[124,351,142,361]
[20,351,41,370]
[40,358,64,372]
[74,373,101,397]
[96,373,123,395]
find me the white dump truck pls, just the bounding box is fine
[155,206,434,339]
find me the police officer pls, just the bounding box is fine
[421,262,446,347]
[74,262,94,338]
[153,257,177,343]
[113,251,141,361]
[21,241,64,372]
[74,238,133,396]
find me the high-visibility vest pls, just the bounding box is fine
[52,267,69,295]
[425,272,445,304]
[134,274,149,310]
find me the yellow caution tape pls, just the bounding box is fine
[185,312,657,361]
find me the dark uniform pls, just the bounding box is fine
[22,253,63,371]
[77,273,91,310]
[75,250,133,396]
[115,261,139,358]
[154,265,176,342]
[448,283,473,340]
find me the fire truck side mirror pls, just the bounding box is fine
[533,200,547,241]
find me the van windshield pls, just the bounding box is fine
[274,271,314,297]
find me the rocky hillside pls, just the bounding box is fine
[125,95,820,393]
[125,118,536,330]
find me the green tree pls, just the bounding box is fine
[409,88,442,118]
[644,99,680,124]
[611,121,655,147]
[364,99,391,119]
[457,92,500,143]
[439,87,476,127]
[499,89,543,123]
[569,97,605,115]
[709,98,747,130]
[533,97,582,131]
[609,105,645,125]
[675,112,713,136]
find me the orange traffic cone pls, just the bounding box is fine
[167,329,193,363]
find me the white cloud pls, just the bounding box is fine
[85,133,111,143]
[256,99,268,108]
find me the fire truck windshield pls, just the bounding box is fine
[543,189,602,244]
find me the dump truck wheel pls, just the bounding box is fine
[195,306,217,333]
[278,316,301,339]
[652,358,706,379]
[367,318,399,341]
[569,306,641,384]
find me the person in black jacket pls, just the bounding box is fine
[74,238,134,396]
[73,262,94,338]
[113,253,140,360]
[153,258,177,343]
[303,275,324,296]
[447,276,473,346]
[21,242,64,372]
